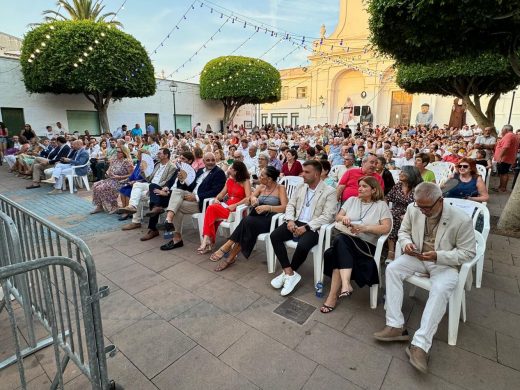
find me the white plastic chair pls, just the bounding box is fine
[278,176,303,199]
[192,197,249,243]
[266,214,332,286]
[259,213,284,273]
[405,231,485,346]
[324,220,392,309]
[62,162,91,194]
[446,198,490,288]
[476,164,489,188]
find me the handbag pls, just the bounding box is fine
[334,221,356,236]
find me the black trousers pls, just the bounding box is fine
[270,221,319,271]
[148,183,171,230]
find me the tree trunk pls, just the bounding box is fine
[498,179,520,230]
[462,93,499,136]
[84,92,112,134]
[222,98,245,134]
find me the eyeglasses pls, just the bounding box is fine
[414,196,441,211]
[457,164,469,169]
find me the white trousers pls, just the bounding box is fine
[5,155,16,168]
[385,254,458,352]
[129,182,150,223]
[51,163,72,189]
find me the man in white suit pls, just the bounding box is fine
[374,182,476,373]
[270,160,337,296]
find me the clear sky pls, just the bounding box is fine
[2,0,340,83]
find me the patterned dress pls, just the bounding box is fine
[385,182,415,240]
[92,158,133,211]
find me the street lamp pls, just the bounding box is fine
[169,81,178,132]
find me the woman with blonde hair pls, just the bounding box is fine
[320,176,392,313]
[91,146,133,214]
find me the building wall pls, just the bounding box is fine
[0,56,231,136]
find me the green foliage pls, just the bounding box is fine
[368,0,520,62]
[200,56,281,104]
[396,53,520,96]
[21,20,155,99]
[41,0,123,28]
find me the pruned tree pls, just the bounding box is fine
[200,56,281,131]
[395,53,520,133]
[368,0,520,76]
[21,20,155,133]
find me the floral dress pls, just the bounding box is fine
[92,158,133,211]
[385,182,415,240]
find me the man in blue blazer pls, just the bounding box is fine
[27,136,71,189]
[45,140,90,194]
[160,152,226,250]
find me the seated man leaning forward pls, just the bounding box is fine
[42,139,90,194]
[119,148,176,231]
[374,182,476,374]
[160,152,227,250]
[269,160,337,296]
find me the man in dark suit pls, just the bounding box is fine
[140,151,195,241]
[27,136,71,189]
[44,140,90,194]
[160,152,226,250]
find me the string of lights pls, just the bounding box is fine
[149,0,198,56]
[163,16,230,80]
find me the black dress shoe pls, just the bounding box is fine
[160,240,184,251]
[118,214,130,221]
[164,222,174,231]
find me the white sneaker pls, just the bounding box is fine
[271,272,286,289]
[281,272,301,296]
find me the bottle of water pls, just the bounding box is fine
[315,282,323,298]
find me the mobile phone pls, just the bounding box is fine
[410,250,422,257]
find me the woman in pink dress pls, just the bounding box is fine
[197,161,251,253]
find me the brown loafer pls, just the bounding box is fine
[140,230,159,241]
[374,326,410,342]
[118,206,137,215]
[406,345,428,373]
[121,222,141,231]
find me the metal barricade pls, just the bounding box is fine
[0,195,115,389]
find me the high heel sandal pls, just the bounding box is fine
[197,242,213,254]
[210,247,231,262]
[214,257,236,272]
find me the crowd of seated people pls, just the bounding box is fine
[2,119,516,374]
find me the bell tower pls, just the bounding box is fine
[328,0,370,41]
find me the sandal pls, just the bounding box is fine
[210,248,230,262]
[214,258,236,272]
[197,244,213,255]
[338,290,353,299]
[320,304,335,314]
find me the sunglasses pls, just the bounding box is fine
[457,164,469,168]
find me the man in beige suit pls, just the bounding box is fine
[120,148,177,232]
[374,182,476,373]
[270,160,337,296]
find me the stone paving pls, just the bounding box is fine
[1,168,520,390]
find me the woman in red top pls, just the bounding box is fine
[197,161,251,253]
[281,149,303,176]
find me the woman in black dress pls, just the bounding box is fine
[209,166,288,271]
[20,124,36,142]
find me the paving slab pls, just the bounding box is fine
[496,332,520,371]
[134,280,202,321]
[170,301,251,356]
[110,318,196,379]
[194,276,260,314]
[429,342,520,390]
[296,322,392,390]
[104,262,166,295]
[152,346,258,390]
[381,357,463,390]
[302,365,363,390]
[160,261,217,291]
[220,329,317,390]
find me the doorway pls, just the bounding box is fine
[389,91,413,127]
[145,113,159,133]
[0,107,25,136]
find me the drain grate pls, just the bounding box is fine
[273,297,316,325]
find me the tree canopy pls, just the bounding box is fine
[368,0,520,74]
[21,20,155,131]
[200,56,281,129]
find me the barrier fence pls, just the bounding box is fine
[0,194,115,389]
